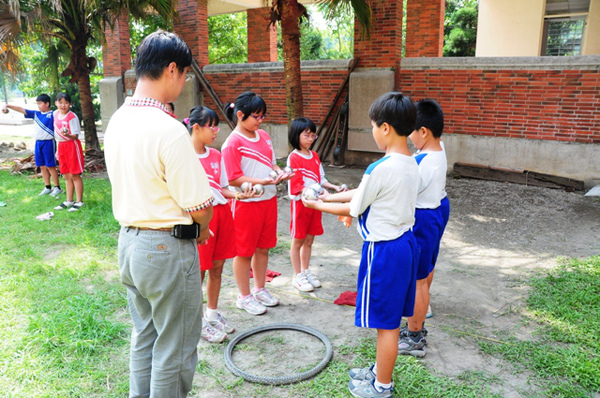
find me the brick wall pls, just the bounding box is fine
[405,0,445,57]
[354,0,403,68]
[201,62,350,125]
[247,8,278,63]
[397,64,600,144]
[175,0,209,66]
[103,12,131,77]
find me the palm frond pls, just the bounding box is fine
[316,0,373,36]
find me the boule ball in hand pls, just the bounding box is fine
[252,183,264,195]
[268,170,279,180]
[283,166,293,174]
[309,183,323,194]
[340,183,348,191]
[303,188,318,201]
[241,182,252,192]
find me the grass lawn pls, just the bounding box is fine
[0,170,598,397]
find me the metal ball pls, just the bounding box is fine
[241,182,252,192]
[309,183,323,195]
[340,183,348,191]
[252,183,264,195]
[268,170,279,180]
[283,166,293,174]
[303,188,318,201]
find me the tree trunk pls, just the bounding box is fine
[69,39,100,153]
[280,0,304,121]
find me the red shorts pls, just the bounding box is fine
[290,200,323,239]
[232,197,277,257]
[57,140,84,175]
[198,203,236,270]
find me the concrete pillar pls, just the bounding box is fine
[102,12,131,78]
[99,77,124,132]
[405,0,445,57]
[353,0,403,69]
[174,0,209,66]
[247,7,278,63]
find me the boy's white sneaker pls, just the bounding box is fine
[49,187,63,197]
[252,287,279,307]
[39,187,52,195]
[305,270,321,288]
[292,273,314,292]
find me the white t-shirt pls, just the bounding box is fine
[104,99,213,228]
[349,153,418,242]
[413,149,448,209]
[197,147,228,205]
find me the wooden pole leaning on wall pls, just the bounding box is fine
[190,59,237,131]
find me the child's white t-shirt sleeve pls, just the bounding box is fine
[349,173,378,218]
[69,115,81,136]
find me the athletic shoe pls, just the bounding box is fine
[68,202,84,212]
[206,313,235,334]
[54,201,74,210]
[292,273,314,292]
[305,270,321,288]
[397,335,427,357]
[39,188,52,195]
[201,321,227,343]
[400,324,428,338]
[49,187,63,197]
[236,294,267,315]
[426,305,433,318]
[349,379,393,398]
[252,287,279,307]
[348,364,375,381]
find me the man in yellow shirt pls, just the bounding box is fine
[104,30,213,398]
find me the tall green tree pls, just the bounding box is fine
[444,0,478,56]
[0,0,177,153]
[269,0,372,121]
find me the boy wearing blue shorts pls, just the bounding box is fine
[398,99,450,357]
[2,94,62,196]
[302,92,419,397]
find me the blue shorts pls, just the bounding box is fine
[35,139,57,168]
[414,197,450,280]
[355,231,419,330]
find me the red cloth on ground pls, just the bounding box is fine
[334,291,357,306]
[249,269,281,282]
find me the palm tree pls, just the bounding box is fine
[0,0,177,153]
[269,0,373,121]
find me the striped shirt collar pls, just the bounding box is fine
[124,97,176,118]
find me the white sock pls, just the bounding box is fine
[374,379,393,391]
[371,364,377,375]
[205,308,218,321]
[296,272,304,278]
[304,269,311,275]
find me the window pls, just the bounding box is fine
[543,18,585,56]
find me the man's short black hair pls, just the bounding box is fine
[368,92,416,136]
[36,94,51,104]
[135,30,192,80]
[415,99,444,138]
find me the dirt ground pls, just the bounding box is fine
[192,164,600,397]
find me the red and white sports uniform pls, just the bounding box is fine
[221,129,278,256]
[54,110,84,175]
[196,148,235,270]
[286,149,326,239]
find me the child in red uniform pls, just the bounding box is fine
[186,106,254,342]
[53,92,85,212]
[221,91,292,316]
[286,117,347,292]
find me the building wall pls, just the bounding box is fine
[476,0,546,56]
[583,0,600,55]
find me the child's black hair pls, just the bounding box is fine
[222,91,267,123]
[415,99,444,138]
[368,92,416,137]
[288,117,317,150]
[56,92,72,103]
[167,102,175,113]
[36,94,51,104]
[185,106,219,134]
